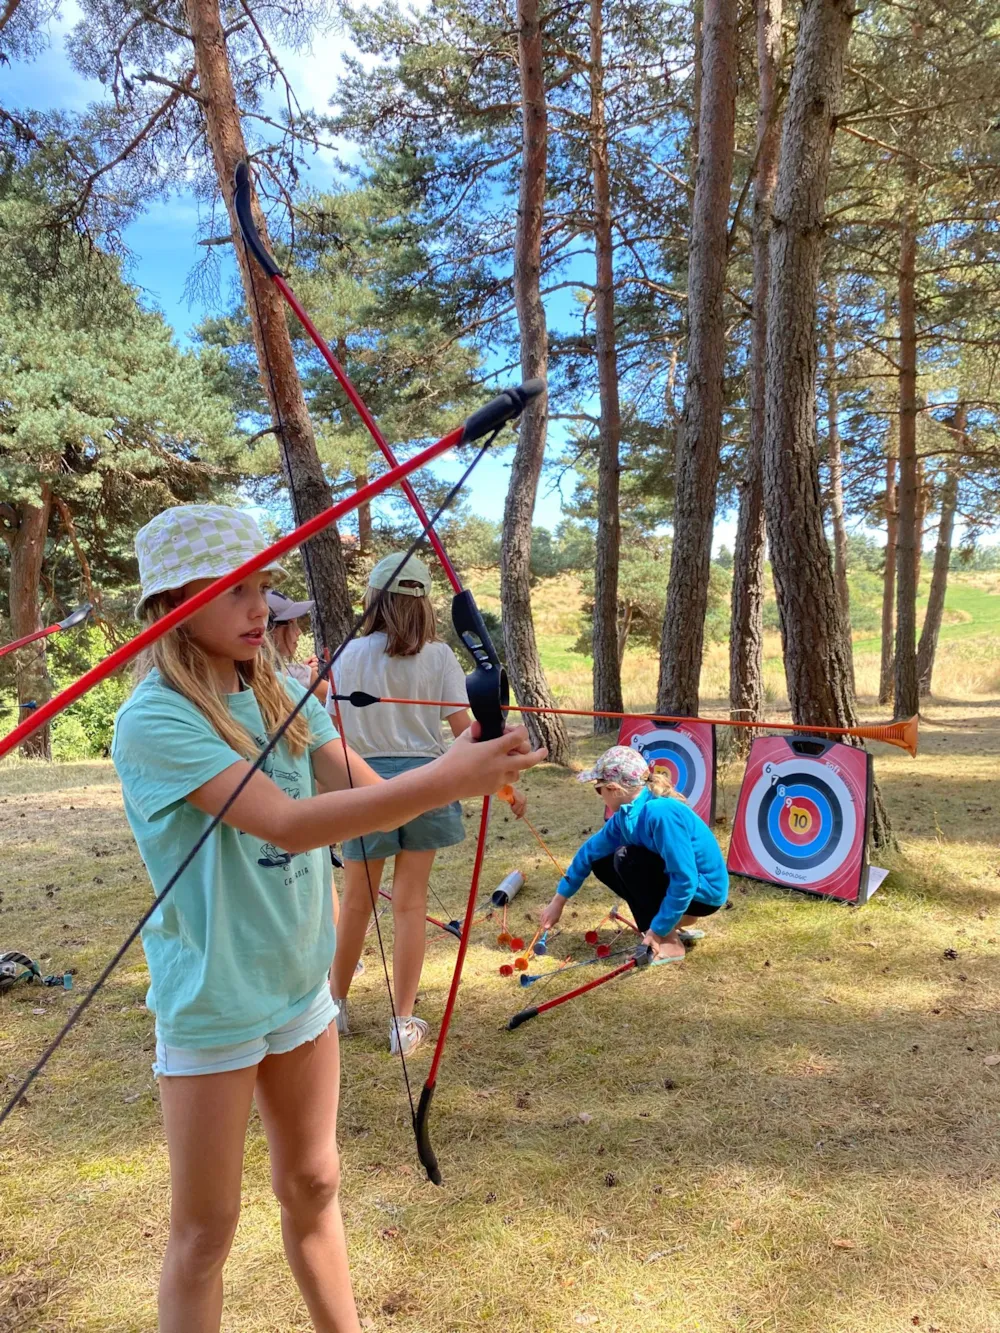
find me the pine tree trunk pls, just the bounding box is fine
[6,490,54,759]
[501,0,570,766]
[589,0,624,734]
[658,0,738,715]
[354,474,372,550]
[893,202,919,719]
[825,299,851,631]
[914,457,928,590]
[185,0,353,650]
[762,0,893,848]
[730,0,782,741]
[916,405,963,697]
[878,447,897,705]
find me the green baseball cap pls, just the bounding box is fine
[368,553,432,597]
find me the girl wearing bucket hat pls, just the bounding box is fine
[538,746,729,964]
[327,552,527,1056]
[111,506,545,1331]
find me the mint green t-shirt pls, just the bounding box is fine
[111,668,338,1048]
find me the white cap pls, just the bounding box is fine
[266,589,315,623]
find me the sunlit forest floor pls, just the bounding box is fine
[2,574,1000,1331]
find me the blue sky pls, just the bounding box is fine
[9,7,741,548]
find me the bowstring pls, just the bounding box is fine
[0,442,498,1130]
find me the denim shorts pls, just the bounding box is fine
[341,754,466,861]
[152,983,339,1078]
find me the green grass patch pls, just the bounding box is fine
[2,698,1000,1330]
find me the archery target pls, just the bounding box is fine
[727,736,873,902]
[616,717,716,826]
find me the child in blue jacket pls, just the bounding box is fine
[539,746,729,963]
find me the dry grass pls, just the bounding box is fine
[3,572,1000,1330]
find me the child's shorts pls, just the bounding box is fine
[341,754,466,861]
[152,983,339,1078]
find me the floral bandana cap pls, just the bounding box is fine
[577,745,651,789]
[134,504,285,618]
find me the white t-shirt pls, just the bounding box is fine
[327,633,469,759]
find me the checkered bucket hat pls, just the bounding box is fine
[134,505,285,618]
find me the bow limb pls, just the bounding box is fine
[0,603,92,661]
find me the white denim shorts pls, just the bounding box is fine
[152,984,340,1078]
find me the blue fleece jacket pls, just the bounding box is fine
[557,788,729,936]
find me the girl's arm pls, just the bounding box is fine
[310,740,383,793]
[540,813,625,928]
[186,724,545,855]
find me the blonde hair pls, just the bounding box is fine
[139,592,312,758]
[362,586,437,657]
[647,767,679,799]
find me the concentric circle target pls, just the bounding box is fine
[629,728,707,808]
[744,757,856,884]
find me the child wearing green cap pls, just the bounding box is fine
[328,552,527,1055]
[111,507,545,1332]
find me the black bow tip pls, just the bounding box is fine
[414,1085,443,1185]
[460,378,547,445]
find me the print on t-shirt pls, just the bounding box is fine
[253,734,301,868]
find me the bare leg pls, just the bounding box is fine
[158,1066,258,1332]
[330,857,385,999]
[389,849,437,1017]
[255,1027,361,1333]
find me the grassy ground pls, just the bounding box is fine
[2,575,1000,1331]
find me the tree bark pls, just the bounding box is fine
[913,457,926,588]
[878,448,897,705]
[893,201,919,719]
[354,474,372,550]
[185,0,353,650]
[658,0,738,715]
[825,298,851,632]
[916,405,963,697]
[589,0,624,733]
[500,0,570,765]
[730,0,781,740]
[762,0,892,848]
[5,490,54,759]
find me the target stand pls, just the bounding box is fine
[727,735,875,904]
[615,716,716,827]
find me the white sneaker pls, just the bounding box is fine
[334,997,350,1035]
[390,1015,429,1056]
[354,959,365,977]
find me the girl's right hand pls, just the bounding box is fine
[436,723,547,800]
